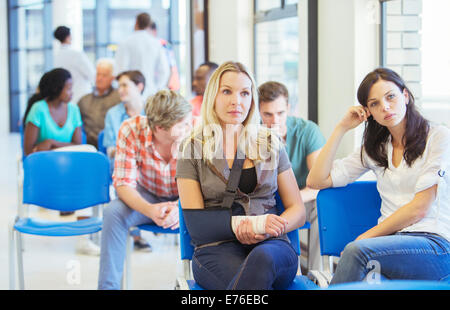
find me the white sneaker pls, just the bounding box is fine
[76,237,101,256]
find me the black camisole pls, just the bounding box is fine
[237,167,257,194]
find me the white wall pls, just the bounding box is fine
[318,0,379,158]
[0,1,10,136]
[208,0,254,71]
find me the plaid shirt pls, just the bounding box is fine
[113,116,178,198]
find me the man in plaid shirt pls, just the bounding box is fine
[98,90,192,290]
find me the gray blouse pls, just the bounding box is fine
[175,136,292,216]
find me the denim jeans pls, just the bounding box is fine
[192,238,299,290]
[97,184,177,290]
[330,232,450,285]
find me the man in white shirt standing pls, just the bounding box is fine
[114,13,170,101]
[53,26,96,105]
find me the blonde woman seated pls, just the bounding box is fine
[176,61,306,290]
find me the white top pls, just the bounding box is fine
[330,124,450,241]
[114,30,170,100]
[54,44,96,105]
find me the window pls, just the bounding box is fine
[254,1,299,114]
[80,0,189,95]
[82,0,96,63]
[8,0,52,132]
[255,16,299,110]
[381,0,450,127]
[7,0,189,132]
[254,0,317,122]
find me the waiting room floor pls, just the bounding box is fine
[0,133,182,290]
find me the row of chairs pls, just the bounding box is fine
[9,151,450,290]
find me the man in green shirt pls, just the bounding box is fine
[258,81,326,271]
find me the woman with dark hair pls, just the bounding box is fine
[23,68,84,155]
[23,68,98,254]
[307,68,450,284]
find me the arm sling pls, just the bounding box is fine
[182,151,246,247]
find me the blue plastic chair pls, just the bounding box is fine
[81,127,87,144]
[97,130,107,154]
[308,181,381,286]
[176,192,316,290]
[317,181,381,257]
[325,280,450,290]
[9,151,111,290]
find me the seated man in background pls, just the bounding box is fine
[190,62,218,117]
[103,70,150,251]
[78,58,121,147]
[98,90,192,290]
[258,81,326,271]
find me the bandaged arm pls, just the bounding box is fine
[231,215,268,235]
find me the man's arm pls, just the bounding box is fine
[116,185,177,228]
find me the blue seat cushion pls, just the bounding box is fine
[286,275,318,290]
[186,275,317,290]
[137,224,179,234]
[14,217,102,237]
[325,280,450,290]
[187,280,204,290]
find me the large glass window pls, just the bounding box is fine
[255,16,299,112]
[8,0,52,132]
[254,1,301,116]
[81,0,172,61]
[80,0,189,95]
[82,0,96,63]
[8,0,193,132]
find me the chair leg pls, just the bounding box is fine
[122,233,133,290]
[306,228,311,272]
[182,260,192,280]
[329,256,334,274]
[16,231,25,290]
[9,223,16,290]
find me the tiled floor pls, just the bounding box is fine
[0,133,182,290]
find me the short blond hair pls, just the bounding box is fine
[145,90,191,132]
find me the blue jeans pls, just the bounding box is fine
[330,232,450,285]
[98,184,177,290]
[192,238,298,290]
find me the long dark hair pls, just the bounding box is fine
[22,68,72,125]
[357,68,429,169]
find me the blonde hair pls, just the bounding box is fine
[184,61,280,162]
[145,90,191,131]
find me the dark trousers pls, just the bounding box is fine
[192,238,298,290]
